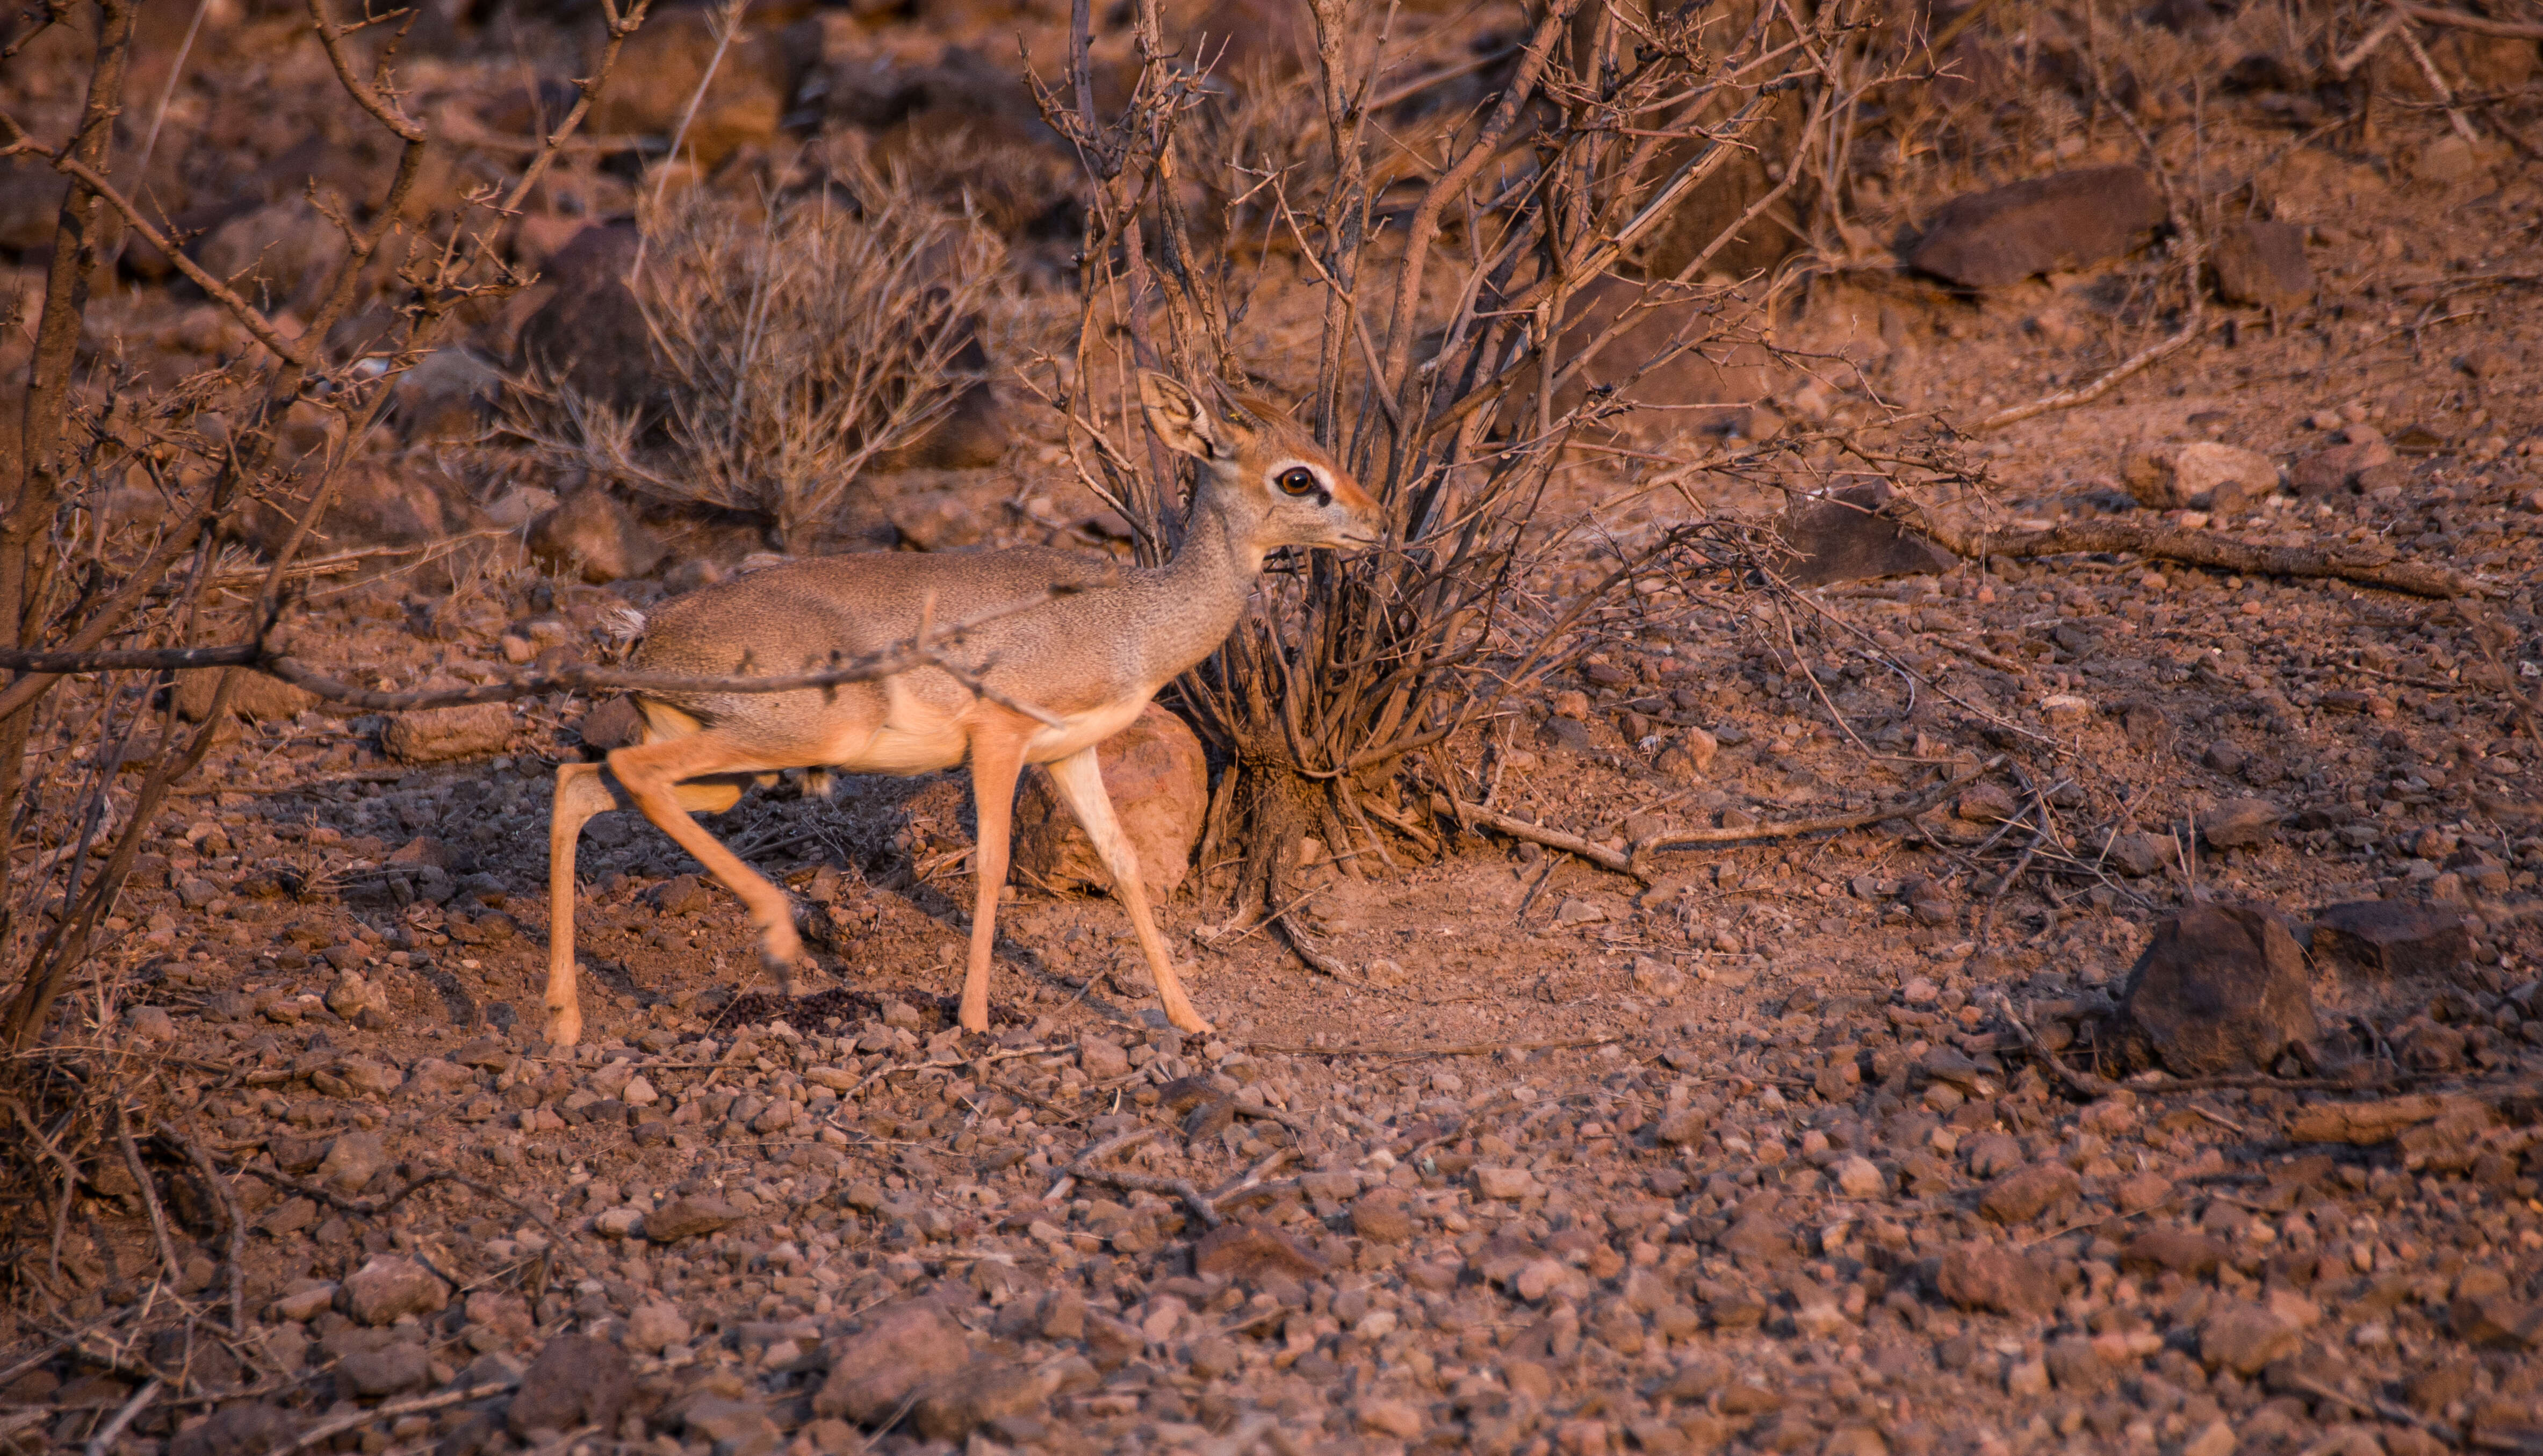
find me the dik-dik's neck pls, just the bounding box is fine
[1134,477,1264,686]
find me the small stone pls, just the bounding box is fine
[1978,1162,2080,1225]
[2172,443,2279,515]
[1934,1245,2057,1317]
[1716,1210,1797,1263]
[812,1301,969,1424]
[1193,1222,1328,1283]
[2210,220,2313,309]
[2044,1335,2112,1393]
[1359,1400,1428,1440]
[273,1281,337,1322]
[912,1357,1048,1443]
[680,1396,781,1456]
[337,1342,429,1397]
[2201,1304,2298,1375]
[2106,832,2173,878]
[170,1402,294,1456]
[342,1256,449,1327]
[406,1059,474,1095]
[2184,1420,2239,1456]
[2451,1292,2543,1349]
[1079,1037,1130,1081]
[2114,1172,2174,1214]
[1350,1198,1414,1244]
[2201,798,2281,849]
[383,703,517,765]
[1653,1107,1709,1145]
[2005,1357,2050,1396]
[2309,900,2471,978]
[506,1334,632,1437]
[1832,1156,1885,1199]
[626,1301,692,1353]
[644,1195,741,1242]
[1474,1166,1538,1200]
[127,1005,176,1040]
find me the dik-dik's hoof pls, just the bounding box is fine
[546,1005,583,1048]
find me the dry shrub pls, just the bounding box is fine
[1029,0,1881,967]
[513,179,1010,553]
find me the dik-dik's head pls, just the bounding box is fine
[1140,372,1380,551]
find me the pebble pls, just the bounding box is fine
[342,1256,448,1327]
[506,1334,632,1437]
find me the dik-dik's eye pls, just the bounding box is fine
[1276,467,1321,496]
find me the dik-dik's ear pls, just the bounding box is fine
[1139,372,1230,461]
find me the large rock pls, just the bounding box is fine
[2309,900,2470,978]
[384,703,517,765]
[193,200,342,313]
[812,1301,968,1425]
[2120,905,2318,1075]
[507,1334,633,1437]
[2200,1304,2299,1375]
[393,349,501,445]
[526,487,665,585]
[1491,274,1785,439]
[2201,797,2282,849]
[236,459,493,558]
[1906,167,2165,289]
[2210,220,2314,309]
[513,225,654,415]
[1013,704,1208,903]
[1773,479,1958,587]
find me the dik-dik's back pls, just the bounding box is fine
[626,548,1139,765]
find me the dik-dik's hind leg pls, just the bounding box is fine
[547,759,749,1047]
[960,727,1029,1035]
[1043,745,1212,1035]
[605,736,797,978]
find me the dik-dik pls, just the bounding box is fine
[545,374,1379,1045]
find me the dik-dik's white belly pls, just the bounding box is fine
[1024,693,1155,765]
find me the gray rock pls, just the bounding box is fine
[1078,1038,1130,1081]
[2106,832,2174,878]
[626,1301,693,1353]
[2121,905,2319,1075]
[1773,480,1957,588]
[1192,1222,1329,1284]
[679,1394,782,1456]
[1906,167,2165,289]
[2172,444,2279,515]
[507,1334,632,1437]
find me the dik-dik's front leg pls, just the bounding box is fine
[1042,744,1211,1035]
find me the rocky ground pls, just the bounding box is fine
[10,2,2543,1456]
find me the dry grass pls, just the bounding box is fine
[512,176,1011,553]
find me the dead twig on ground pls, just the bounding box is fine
[1903,516,2484,600]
